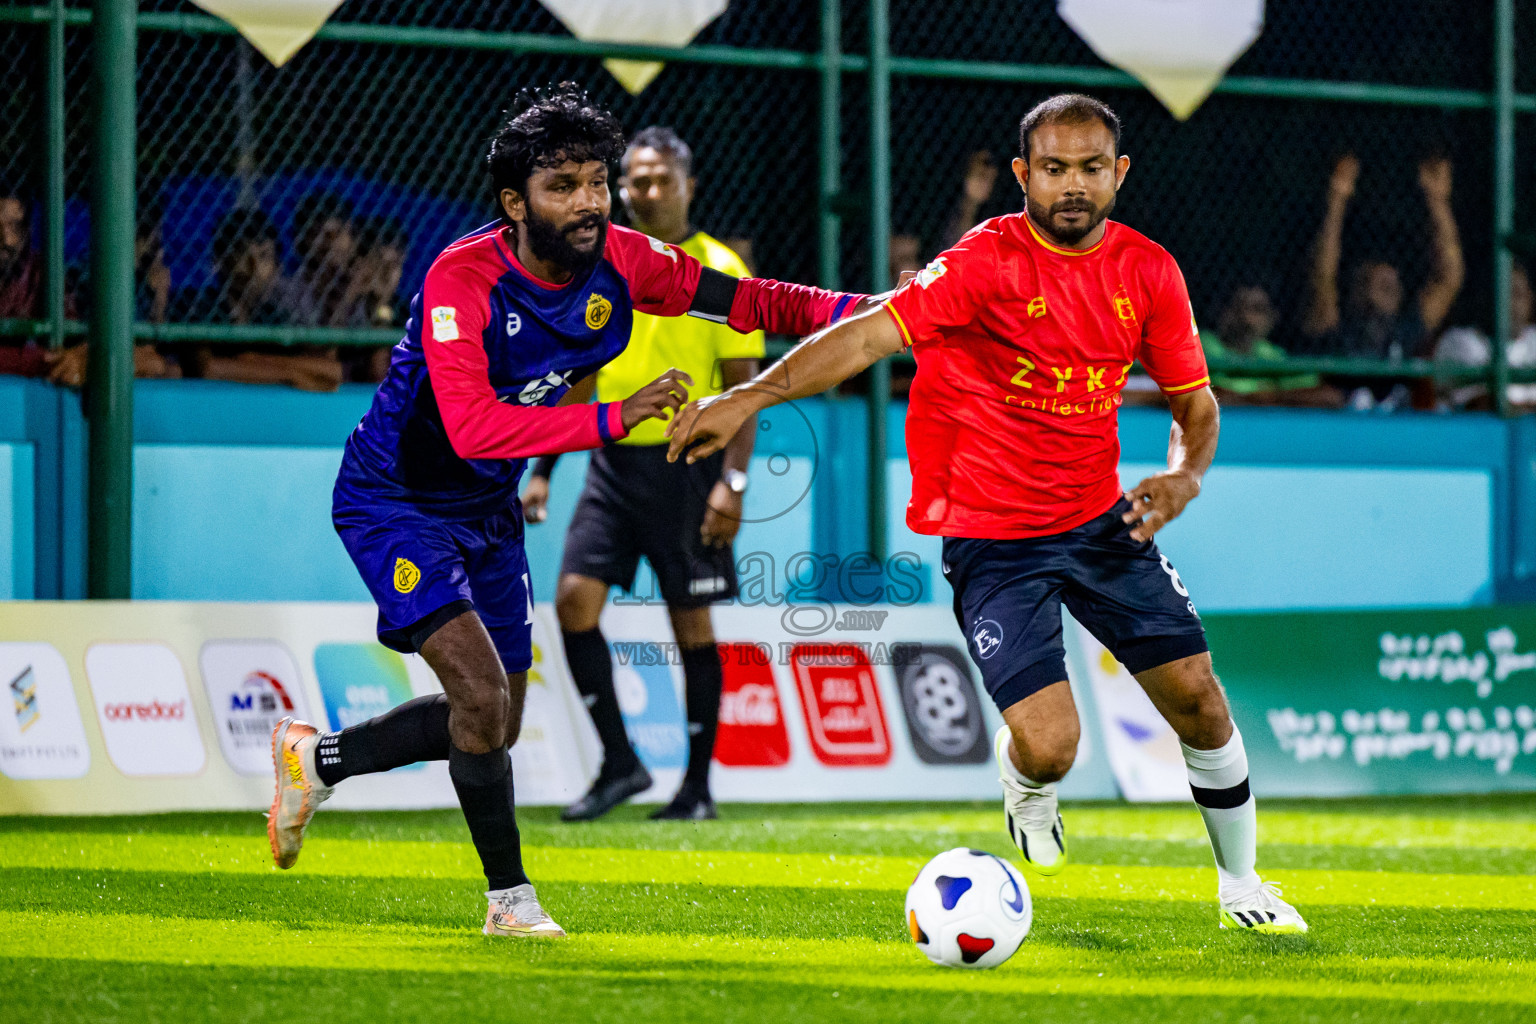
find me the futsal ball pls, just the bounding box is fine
[905,847,1032,969]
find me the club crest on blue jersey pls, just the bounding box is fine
[585,292,613,330]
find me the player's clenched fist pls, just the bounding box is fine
[664,389,757,464]
[621,368,693,431]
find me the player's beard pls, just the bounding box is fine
[1026,191,1115,246]
[523,201,608,275]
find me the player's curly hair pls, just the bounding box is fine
[486,82,626,217]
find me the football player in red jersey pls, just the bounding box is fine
[669,94,1305,934]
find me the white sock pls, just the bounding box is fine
[1182,724,1259,900]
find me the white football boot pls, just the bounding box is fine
[267,717,333,869]
[1219,879,1309,934]
[994,725,1067,876]
[483,883,568,938]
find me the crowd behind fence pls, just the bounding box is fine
[2,1,1534,408]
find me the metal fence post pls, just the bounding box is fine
[87,0,136,599]
[818,0,841,291]
[46,0,65,350]
[866,0,891,561]
[1492,0,1515,419]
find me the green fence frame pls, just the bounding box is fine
[0,0,1529,594]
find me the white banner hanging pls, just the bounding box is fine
[539,0,730,94]
[190,0,347,67]
[1057,0,1265,120]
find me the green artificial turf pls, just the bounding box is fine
[2,795,1533,1022]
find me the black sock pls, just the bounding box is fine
[449,744,529,892]
[680,643,723,793]
[314,693,451,787]
[562,627,640,776]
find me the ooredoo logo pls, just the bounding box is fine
[714,643,790,768]
[789,643,891,767]
[103,700,187,721]
[87,643,206,777]
[0,643,90,780]
[200,641,308,776]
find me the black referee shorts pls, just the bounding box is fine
[560,444,739,608]
[942,498,1209,713]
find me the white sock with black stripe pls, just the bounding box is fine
[1182,724,1260,901]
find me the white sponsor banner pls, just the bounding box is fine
[0,600,1121,815]
[86,643,207,777]
[200,641,310,777]
[0,642,90,781]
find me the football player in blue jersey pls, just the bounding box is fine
[265,83,867,938]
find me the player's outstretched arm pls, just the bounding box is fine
[1121,386,1220,542]
[665,306,905,464]
[605,224,870,339]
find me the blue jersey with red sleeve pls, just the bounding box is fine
[336,221,853,518]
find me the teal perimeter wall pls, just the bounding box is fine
[2,377,1533,610]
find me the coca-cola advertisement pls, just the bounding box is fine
[714,643,790,767]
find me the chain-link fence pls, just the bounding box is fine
[0,0,1531,390]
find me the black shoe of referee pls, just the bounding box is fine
[649,785,717,821]
[561,762,653,822]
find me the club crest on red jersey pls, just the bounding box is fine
[1027,296,1047,318]
[1113,289,1137,326]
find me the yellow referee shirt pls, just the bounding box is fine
[598,231,766,446]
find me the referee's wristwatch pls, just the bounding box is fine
[723,469,749,495]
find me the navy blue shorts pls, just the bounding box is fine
[333,491,533,673]
[942,498,1208,712]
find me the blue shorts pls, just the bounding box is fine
[332,491,534,673]
[941,498,1208,712]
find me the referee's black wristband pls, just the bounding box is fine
[531,455,558,480]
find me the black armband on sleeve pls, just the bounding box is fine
[688,267,739,324]
[531,454,558,480]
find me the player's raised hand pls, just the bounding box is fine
[621,368,693,431]
[666,390,755,464]
[1121,470,1202,543]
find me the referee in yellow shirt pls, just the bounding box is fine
[522,127,762,821]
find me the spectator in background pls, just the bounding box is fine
[1436,262,1536,413]
[1,182,75,376]
[938,150,1009,252]
[136,200,171,324]
[178,207,341,391]
[1200,284,1342,408]
[347,216,410,382]
[1302,154,1464,408]
[292,191,365,327]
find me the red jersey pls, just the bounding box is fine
[883,213,1208,539]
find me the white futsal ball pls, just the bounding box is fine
[904,847,1032,969]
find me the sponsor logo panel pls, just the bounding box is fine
[313,644,423,771]
[0,642,90,780]
[714,643,790,768]
[613,659,687,771]
[789,643,891,767]
[86,643,206,777]
[199,640,309,776]
[898,645,988,765]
